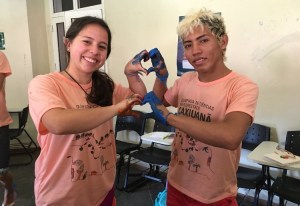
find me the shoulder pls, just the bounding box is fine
[29,72,63,89]
[30,72,62,83]
[0,52,11,74]
[227,72,259,98]
[229,72,258,88]
[113,83,131,94]
[176,71,198,83]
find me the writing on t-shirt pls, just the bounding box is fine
[75,104,98,109]
[178,98,213,122]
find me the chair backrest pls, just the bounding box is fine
[115,110,146,137]
[19,106,29,130]
[285,131,300,156]
[242,123,270,150]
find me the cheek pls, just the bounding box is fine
[100,51,108,60]
[183,50,191,59]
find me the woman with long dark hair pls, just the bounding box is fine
[28,16,147,206]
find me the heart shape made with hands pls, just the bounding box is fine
[133,48,166,75]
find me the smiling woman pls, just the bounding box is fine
[27,16,147,206]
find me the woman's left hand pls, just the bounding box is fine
[116,93,143,115]
[124,50,149,77]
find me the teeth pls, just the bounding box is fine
[84,56,96,63]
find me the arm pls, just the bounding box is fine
[148,48,170,106]
[124,50,148,97]
[153,78,170,107]
[0,73,5,90]
[166,111,252,150]
[142,92,252,150]
[41,93,142,135]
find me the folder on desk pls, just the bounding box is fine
[150,132,174,139]
[264,150,300,165]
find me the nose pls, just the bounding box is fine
[191,44,202,56]
[89,44,99,55]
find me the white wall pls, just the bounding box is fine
[26,0,49,77]
[104,0,300,145]
[3,0,300,152]
[0,0,33,109]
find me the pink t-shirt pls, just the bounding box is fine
[28,72,132,206]
[0,52,13,127]
[165,71,258,204]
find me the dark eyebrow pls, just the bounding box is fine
[81,35,108,46]
[183,34,208,44]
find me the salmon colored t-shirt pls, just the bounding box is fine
[0,51,13,127]
[28,72,132,206]
[165,71,258,204]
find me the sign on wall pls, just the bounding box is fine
[176,16,194,76]
[0,32,5,50]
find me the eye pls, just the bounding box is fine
[199,38,209,44]
[97,44,107,52]
[183,44,191,49]
[83,40,91,45]
[98,45,107,50]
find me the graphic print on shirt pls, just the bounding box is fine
[68,129,114,182]
[170,98,215,180]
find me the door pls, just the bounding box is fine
[51,16,67,71]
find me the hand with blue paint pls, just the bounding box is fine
[124,50,149,77]
[132,49,149,65]
[142,91,170,125]
[147,48,169,84]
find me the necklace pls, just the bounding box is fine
[64,70,89,97]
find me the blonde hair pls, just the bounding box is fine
[177,8,227,59]
[177,8,226,42]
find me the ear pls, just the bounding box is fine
[219,34,228,50]
[63,37,70,51]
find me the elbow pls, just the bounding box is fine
[223,135,243,151]
[47,126,66,135]
[227,142,241,150]
[44,122,67,135]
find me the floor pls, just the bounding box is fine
[0,148,283,206]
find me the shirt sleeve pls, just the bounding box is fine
[165,72,193,107]
[226,76,259,121]
[113,83,133,104]
[28,75,67,135]
[0,52,12,76]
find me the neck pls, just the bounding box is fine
[64,68,91,84]
[197,67,231,82]
[63,69,90,97]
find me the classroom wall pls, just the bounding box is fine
[2,0,300,147]
[26,0,49,77]
[0,0,34,109]
[104,0,300,145]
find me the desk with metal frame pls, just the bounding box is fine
[248,141,300,170]
[141,132,175,146]
[124,132,174,191]
[248,141,300,189]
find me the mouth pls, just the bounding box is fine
[193,57,206,66]
[83,56,98,64]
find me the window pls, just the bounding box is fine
[78,0,101,8]
[53,0,73,13]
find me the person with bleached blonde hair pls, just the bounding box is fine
[142,8,258,206]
